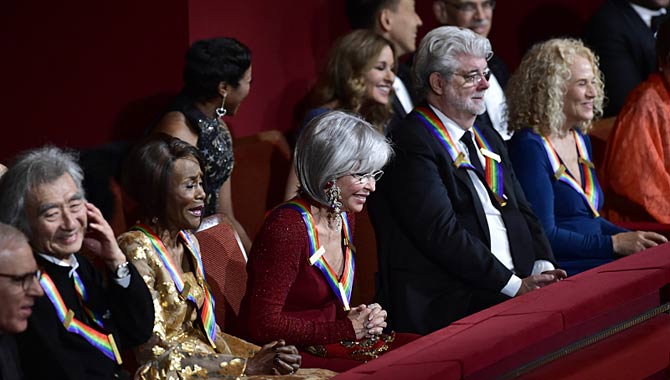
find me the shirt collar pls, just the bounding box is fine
[38,253,79,278]
[428,104,471,143]
[629,2,667,28]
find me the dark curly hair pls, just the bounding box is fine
[182,37,251,100]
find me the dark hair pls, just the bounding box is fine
[182,37,252,100]
[346,0,400,29]
[658,18,670,68]
[121,134,205,223]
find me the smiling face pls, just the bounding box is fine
[25,174,87,259]
[165,158,206,231]
[334,174,378,213]
[562,55,597,129]
[435,0,494,37]
[432,55,489,128]
[0,240,43,333]
[363,45,396,105]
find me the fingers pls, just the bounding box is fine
[274,345,298,355]
[641,231,668,244]
[274,354,300,374]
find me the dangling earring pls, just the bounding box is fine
[325,181,342,229]
[215,92,227,119]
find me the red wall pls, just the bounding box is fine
[0,0,189,162]
[0,0,606,163]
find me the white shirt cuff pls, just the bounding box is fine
[531,260,555,275]
[501,275,522,297]
[113,275,131,288]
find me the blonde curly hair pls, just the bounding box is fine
[505,38,605,136]
[310,29,396,132]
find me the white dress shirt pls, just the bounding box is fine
[629,2,667,30]
[393,77,414,114]
[483,73,513,140]
[430,105,554,296]
[39,253,131,288]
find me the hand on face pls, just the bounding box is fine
[82,203,126,269]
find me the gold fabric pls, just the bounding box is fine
[119,231,254,379]
[118,231,336,380]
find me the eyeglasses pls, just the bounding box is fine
[0,269,42,291]
[351,170,384,184]
[453,68,491,87]
[444,0,496,13]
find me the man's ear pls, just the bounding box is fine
[378,8,393,33]
[429,72,446,95]
[433,1,449,25]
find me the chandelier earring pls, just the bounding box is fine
[215,92,227,119]
[325,181,343,229]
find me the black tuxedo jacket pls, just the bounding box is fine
[368,106,555,334]
[16,254,154,380]
[388,62,414,132]
[584,0,668,116]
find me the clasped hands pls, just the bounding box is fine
[246,339,301,376]
[516,269,568,296]
[347,303,388,340]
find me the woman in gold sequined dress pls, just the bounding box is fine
[117,134,333,379]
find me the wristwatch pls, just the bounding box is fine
[114,261,130,279]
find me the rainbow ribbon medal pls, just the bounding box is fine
[283,199,356,311]
[71,271,104,328]
[132,224,218,348]
[415,106,507,206]
[40,273,122,364]
[538,131,600,217]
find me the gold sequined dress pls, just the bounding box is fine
[118,230,253,379]
[118,230,335,380]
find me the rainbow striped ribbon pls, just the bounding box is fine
[538,130,600,217]
[40,272,122,364]
[71,271,104,328]
[283,199,356,311]
[132,224,218,348]
[415,106,507,206]
[179,230,217,347]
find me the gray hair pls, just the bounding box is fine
[0,223,28,258]
[413,26,492,98]
[295,111,393,207]
[0,146,85,239]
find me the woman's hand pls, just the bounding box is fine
[245,340,301,375]
[364,303,388,338]
[612,231,668,256]
[347,304,373,340]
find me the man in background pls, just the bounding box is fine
[432,0,511,139]
[347,0,423,120]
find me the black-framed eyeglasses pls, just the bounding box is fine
[0,269,42,291]
[453,68,491,87]
[444,0,496,13]
[351,170,384,184]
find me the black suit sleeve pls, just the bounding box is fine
[107,262,154,347]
